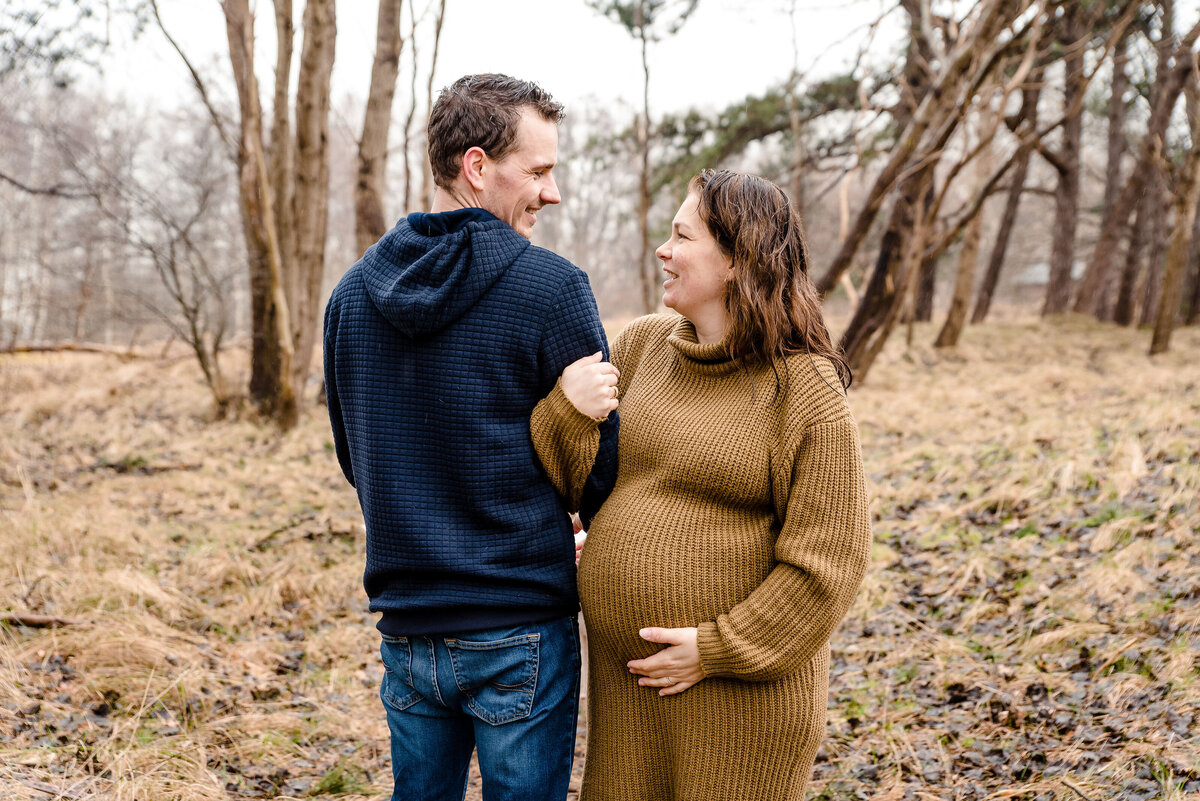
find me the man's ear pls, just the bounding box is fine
[462,146,487,192]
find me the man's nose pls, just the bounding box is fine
[542,175,561,205]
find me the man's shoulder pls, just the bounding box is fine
[519,243,584,276]
[502,244,594,305]
[326,262,365,309]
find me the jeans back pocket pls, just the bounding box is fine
[445,633,540,726]
[380,635,421,711]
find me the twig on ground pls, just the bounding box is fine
[1091,636,1140,680]
[1062,778,1098,801]
[16,776,97,799]
[1,342,137,357]
[0,612,86,628]
[253,513,320,551]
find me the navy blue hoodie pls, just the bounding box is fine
[323,208,618,636]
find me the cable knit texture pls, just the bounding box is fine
[531,313,872,801]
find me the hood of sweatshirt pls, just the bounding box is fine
[360,207,530,338]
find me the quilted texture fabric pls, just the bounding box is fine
[324,207,618,636]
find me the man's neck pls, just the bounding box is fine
[431,185,482,214]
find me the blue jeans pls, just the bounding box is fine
[379,615,581,801]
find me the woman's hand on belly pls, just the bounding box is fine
[627,626,706,696]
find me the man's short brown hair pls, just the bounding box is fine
[427,74,565,190]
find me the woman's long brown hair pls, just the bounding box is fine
[689,168,852,393]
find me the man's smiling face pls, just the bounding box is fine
[479,109,561,239]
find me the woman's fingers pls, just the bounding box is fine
[629,657,675,677]
[629,626,704,694]
[637,674,676,687]
[561,358,620,419]
[658,679,698,697]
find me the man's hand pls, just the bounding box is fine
[561,352,619,420]
[627,627,706,696]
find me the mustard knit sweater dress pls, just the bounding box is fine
[531,314,872,801]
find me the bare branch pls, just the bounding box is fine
[148,0,235,158]
[0,169,91,199]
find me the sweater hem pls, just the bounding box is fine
[377,602,579,637]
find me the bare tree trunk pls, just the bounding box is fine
[973,81,1041,324]
[1102,28,1130,226]
[786,0,804,211]
[270,0,297,280]
[1151,91,1200,353]
[289,0,336,395]
[841,0,936,359]
[815,0,1027,296]
[1186,264,1200,325]
[913,252,938,322]
[402,0,419,214]
[935,206,984,347]
[1096,29,1131,320]
[1185,206,1200,325]
[1138,168,1171,327]
[73,241,94,340]
[841,196,919,374]
[355,0,403,258]
[1073,13,1200,315]
[846,211,928,380]
[636,1,654,314]
[224,0,296,426]
[1044,7,1084,316]
[937,121,993,347]
[419,0,447,212]
[1113,186,1152,325]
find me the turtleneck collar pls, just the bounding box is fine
[666,316,741,375]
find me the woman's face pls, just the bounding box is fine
[656,193,732,322]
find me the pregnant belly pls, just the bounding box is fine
[577,513,774,663]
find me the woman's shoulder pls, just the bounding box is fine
[612,313,678,361]
[776,350,854,429]
[616,312,678,342]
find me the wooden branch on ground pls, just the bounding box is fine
[1,612,87,628]
[0,343,210,364]
[1062,779,1097,801]
[1091,636,1141,679]
[1,342,138,357]
[16,776,102,800]
[253,513,319,551]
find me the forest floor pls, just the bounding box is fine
[1,316,1198,801]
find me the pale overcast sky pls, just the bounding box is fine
[99,0,899,118]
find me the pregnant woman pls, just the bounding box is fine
[532,169,872,800]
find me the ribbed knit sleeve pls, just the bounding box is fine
[529,314,667,518]
[530,378,601,512]
[696,414,872,681]
[533,271,621,526]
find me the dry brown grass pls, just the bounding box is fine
[2,316,1198,800]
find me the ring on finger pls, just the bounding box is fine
[611,386,618,399]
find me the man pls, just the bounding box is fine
[323,74,618,801]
